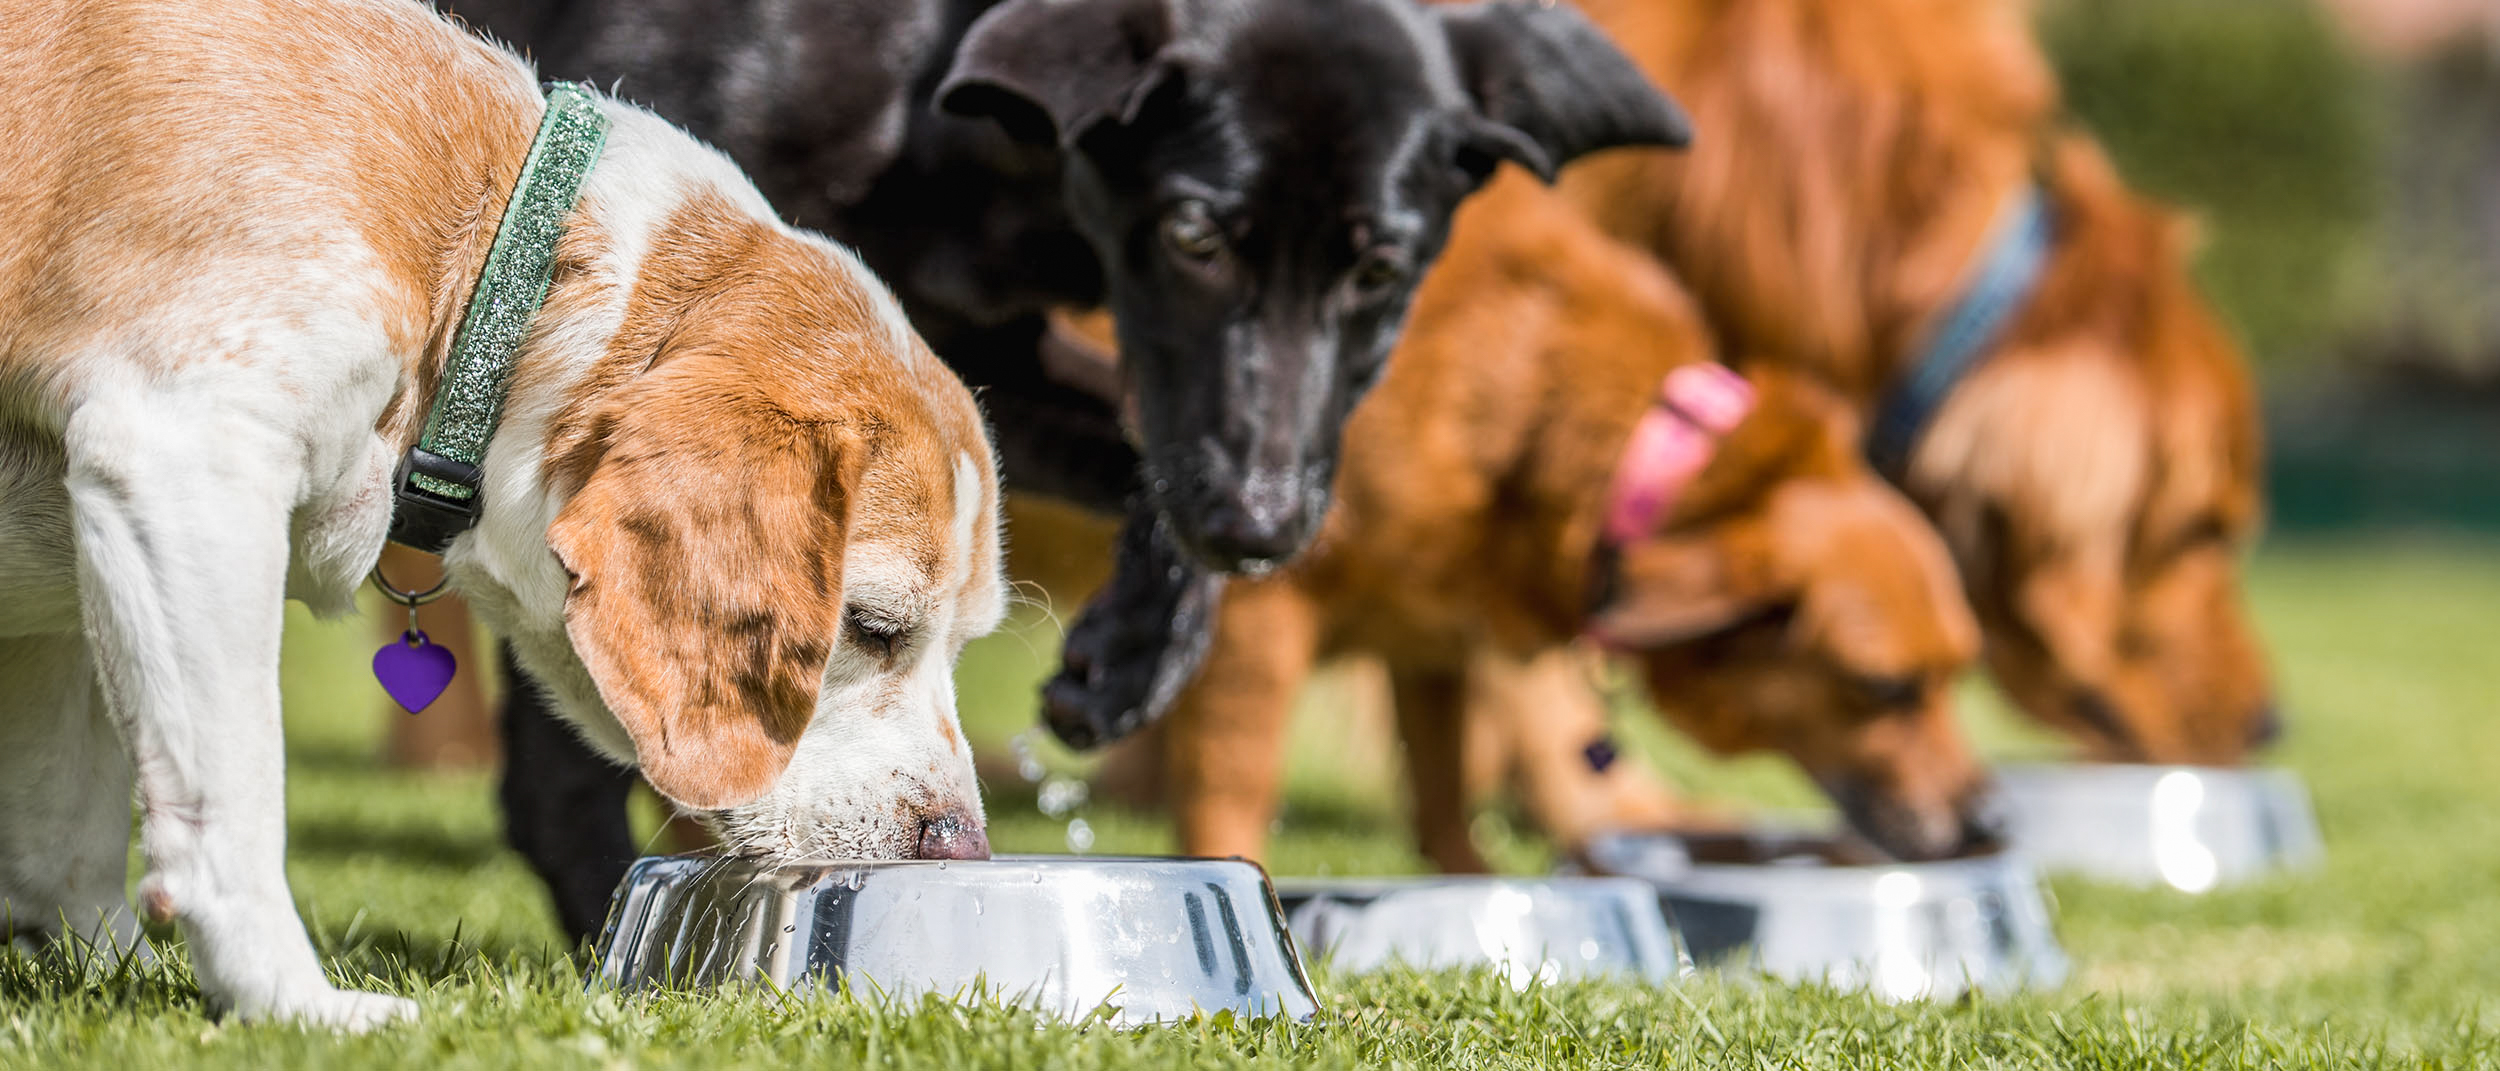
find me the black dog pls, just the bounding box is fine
[449,0,1688,941]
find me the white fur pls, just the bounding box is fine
[0,87,1000,1033]
[705,453,1004,859]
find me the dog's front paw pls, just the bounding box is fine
[238,988,418,1033]
[1042,510,1225,750]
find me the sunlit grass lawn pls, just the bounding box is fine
[3,539,2497,1068]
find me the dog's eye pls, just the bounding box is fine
[2155,513,2236,565]
[1161,200,1225,262]
[1846,673,1925,711]
[844,608,907,659]
[1348,248,1409,296]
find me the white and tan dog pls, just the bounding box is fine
[0,0,1006,1030]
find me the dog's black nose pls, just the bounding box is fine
[1184,489,1319,566]
[1189,511,1299,565]
[1174,459,1316,567]
[2247,703,2285,750]
[1956,781,2013,856]
[914,812,991,861]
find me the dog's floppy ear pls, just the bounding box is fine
[546,375,860,811]
[1588,522,1786,647]
[937,0,1186,147]
[1435,0,1693,182]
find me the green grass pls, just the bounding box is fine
[6,540,2500,1068]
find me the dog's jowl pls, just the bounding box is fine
[0,0,1003,1029]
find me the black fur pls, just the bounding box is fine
[444,0,1686,941]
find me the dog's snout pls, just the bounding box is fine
[1184,466,1314,565]
[1194,503,1302,564]
[1824,771,2004,863]
[913,812,991,861]
[2246,702,2284,751]
[1955,781,2012,856]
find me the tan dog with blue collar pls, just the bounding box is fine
[0,0,1004,1029]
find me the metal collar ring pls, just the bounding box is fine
[369,561,453,608]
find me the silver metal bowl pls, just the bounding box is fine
[590,855,1320,1026]
[1994,764,2324,892]
[1271,876,1690,987]
[1581,831,2068,1001]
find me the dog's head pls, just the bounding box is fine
[1565,0,2275,764]
[1590,378,1994,861]
[502,202,1008,862]
[939,0,1690,568]
[1913,139,2273,765]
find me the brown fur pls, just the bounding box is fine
[1157,174,1989,866]
[1557,0,2274,762]
[548,198,988,809]
[0,0,536,396]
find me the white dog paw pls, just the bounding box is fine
[241,988,419,1033]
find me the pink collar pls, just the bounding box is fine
[1602,363,1755,546]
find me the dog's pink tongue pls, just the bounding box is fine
[373,630,458,714]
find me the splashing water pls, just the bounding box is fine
[1037,777,1090,818]
[1009,728,1049,784]
[1008,727,1101,854]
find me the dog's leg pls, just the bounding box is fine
[64,410,413,1030]
[1042,505,1225,749]
[1163,582,1318,861]
[1466,648,1683,859]
[496,642,641,946]
[0,635,149,963]
[935,320,1230,751]
[1389,665,1491,874]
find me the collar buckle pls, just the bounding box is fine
[388,448,486,555]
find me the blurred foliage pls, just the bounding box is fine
[2039,0,2383,365]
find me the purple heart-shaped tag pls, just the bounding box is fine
[374,630,458,714]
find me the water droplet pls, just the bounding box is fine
[1065,817,1096,853]
[1010,729,1048,783]
[1037,777,1089,817]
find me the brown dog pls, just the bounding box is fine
[1558,0,2275,763]
[1153,174,1992,869]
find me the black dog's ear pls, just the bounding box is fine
[1435,0,1693,182]
[938,0,1186,147]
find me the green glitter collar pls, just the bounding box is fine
[386,82,610,554]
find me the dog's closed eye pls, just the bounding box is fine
[844,607,910,660]
[1844,672,1926,712]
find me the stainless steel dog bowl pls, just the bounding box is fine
[1271,876,1691,987]
[1995,764,2324,891]
[591,856,1320,1025]
[1581,831,2068,1001]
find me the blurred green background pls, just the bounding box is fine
[2044,0,2500,533]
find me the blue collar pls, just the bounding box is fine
[1865,186,2056,480]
